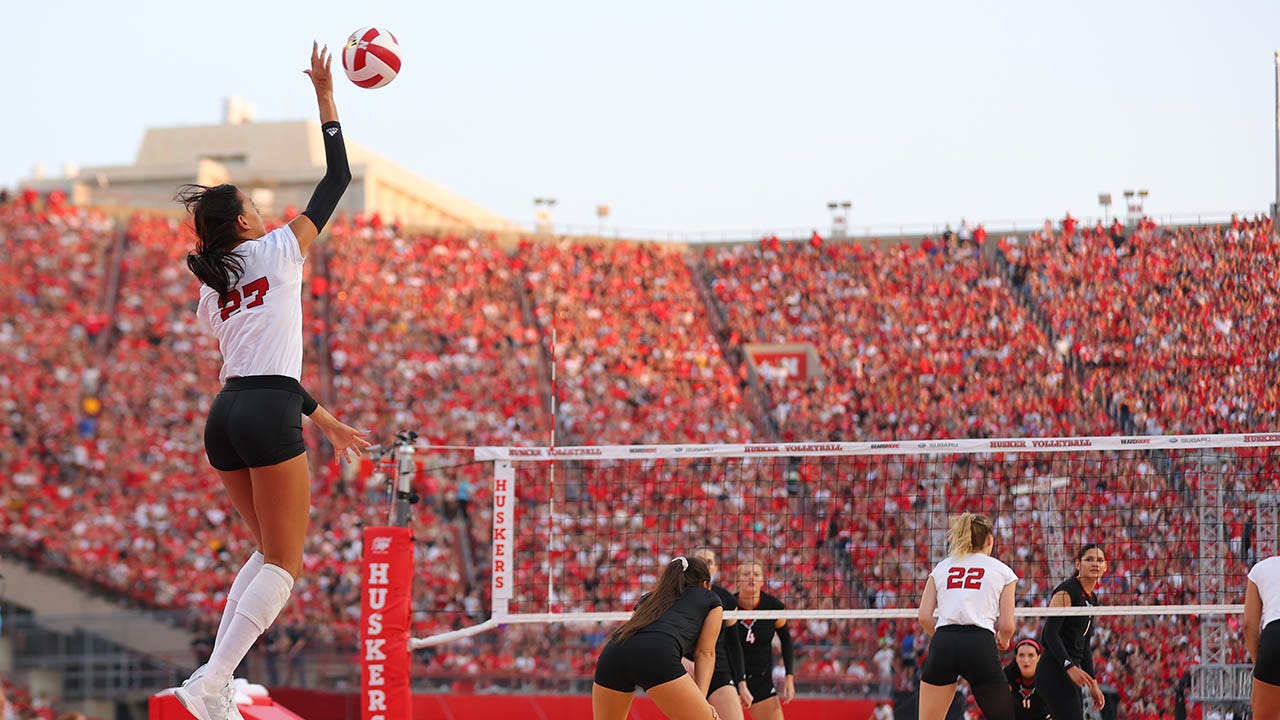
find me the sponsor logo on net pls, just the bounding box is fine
[869,442,900,450]
[1173,436,1212,445]
[917,440,960,450]
[1120,437,1153,445]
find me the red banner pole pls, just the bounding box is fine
[361,526,413,720]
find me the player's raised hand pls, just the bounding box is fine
[304,41,333,96]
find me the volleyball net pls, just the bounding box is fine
[396,433,1276,705]
[401,434,1274,639]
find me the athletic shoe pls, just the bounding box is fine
[174,675,236,720]
[181,664,206,688]
[180,667,244,720]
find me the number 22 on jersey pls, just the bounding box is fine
[945,566,985,590]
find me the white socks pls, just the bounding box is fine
[204,563,294,689]
[216,551,265,646]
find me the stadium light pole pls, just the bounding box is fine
[533,197,558,235]
[596,204,610,238]
[1274,52,1279,230]
[1098,193,1112,225]
[827,200,851,239]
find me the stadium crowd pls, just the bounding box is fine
[0,191,1272,718]
[999,213,1280,435]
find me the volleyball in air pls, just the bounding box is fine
[342,27,401,89]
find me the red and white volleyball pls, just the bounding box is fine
[342,27,401,89]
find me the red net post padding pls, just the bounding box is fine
[361,527,413,720]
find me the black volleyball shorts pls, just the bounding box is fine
[204,375,306,471]
[594,632,687,692]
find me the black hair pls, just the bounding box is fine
[177,183,248,302]
[612,556,712,643]
[1071,543,1106,577]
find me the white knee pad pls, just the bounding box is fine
[234,563,294,633]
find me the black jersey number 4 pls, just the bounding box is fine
[945,566,985,590]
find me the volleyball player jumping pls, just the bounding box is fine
[174,43,369,720]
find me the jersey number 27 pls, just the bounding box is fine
[219,276,270,321]
[945,567,985,590]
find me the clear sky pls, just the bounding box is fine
[6,0,1280,237]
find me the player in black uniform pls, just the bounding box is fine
[594,556,724,720]
[1037,543,1107,720]
[1004,639,1051,720]
[734,561,795,720]
[690,547,752,720]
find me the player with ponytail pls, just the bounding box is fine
[916,512,1019,720]
[1037,544,1108,720]
[174,43,368,720]
[594,556,724,720]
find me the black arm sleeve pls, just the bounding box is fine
[725,621,747,683]
[776,623,795,675]
[301,121,352,233]
[299,385,319,416]
[1039,617,1072,668]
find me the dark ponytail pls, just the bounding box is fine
[176,184,248,302]
[612,556,712,643]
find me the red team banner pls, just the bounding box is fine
[361,527,413,720]
[741,343,823,382]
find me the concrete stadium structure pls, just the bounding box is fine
[23,99,520,232]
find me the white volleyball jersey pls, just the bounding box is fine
[196,225,305,383]
[1249,556,1280,629]
[929,553,1018,632]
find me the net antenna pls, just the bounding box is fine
[547,324,557,613]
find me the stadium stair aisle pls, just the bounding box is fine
[688,251,779,440]
[512,262,561,441]
[983,238,1123,434]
